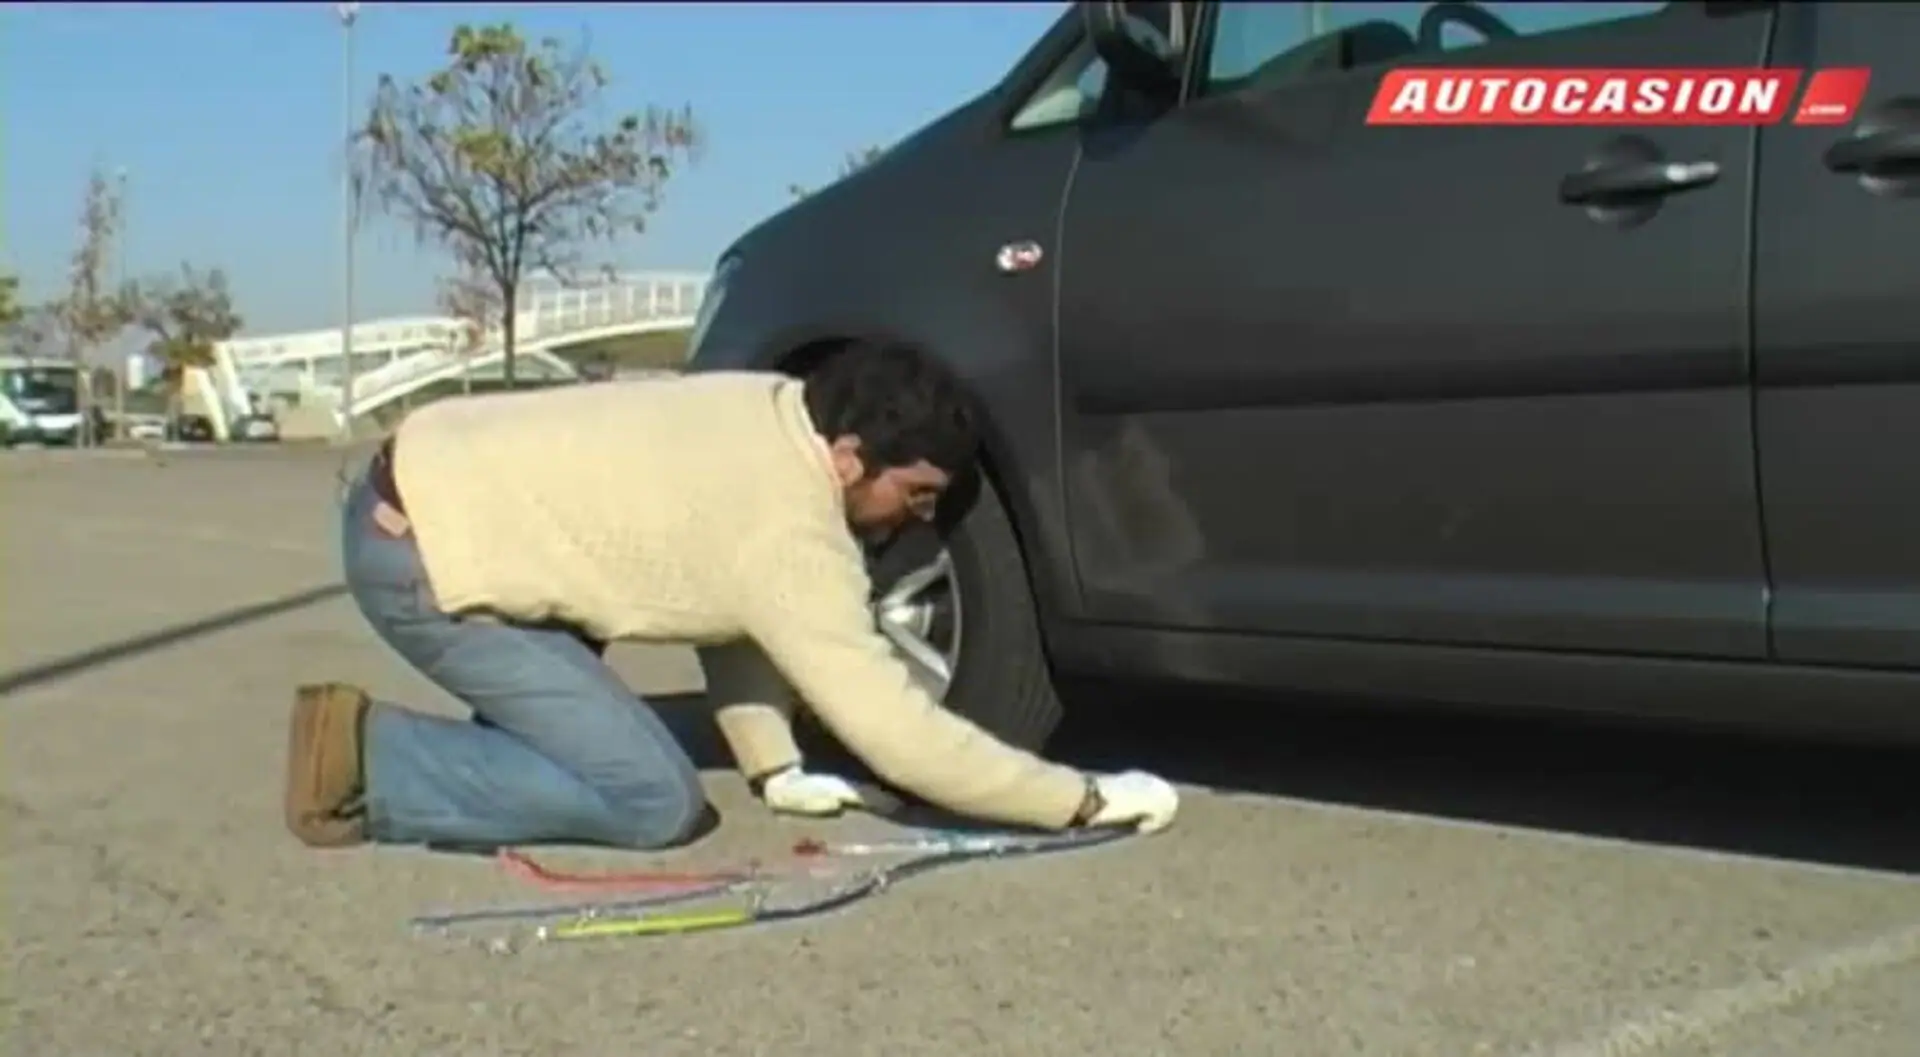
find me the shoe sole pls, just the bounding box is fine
[285,682,368,848]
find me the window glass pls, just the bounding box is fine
[1010,46,1110,131]
[1077,58,1111,109]
[1204,2,1671,96]
[1,367,78,414]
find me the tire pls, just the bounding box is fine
[938,472,1066,752]
[798,471,1068,777]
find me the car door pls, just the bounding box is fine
[1055,1,1774,658]
[1753,3,1920,668]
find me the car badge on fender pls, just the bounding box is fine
[994,240,1045,274]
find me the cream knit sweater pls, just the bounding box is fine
[392,371,1086,830]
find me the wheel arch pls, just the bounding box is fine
[769,336,1075,627]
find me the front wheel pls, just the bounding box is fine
[866,473,1065,753]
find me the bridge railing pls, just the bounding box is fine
[349,347,463,407]
[521,273,708,343]
[347,273,709,410]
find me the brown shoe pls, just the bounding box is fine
[284,682,371,848]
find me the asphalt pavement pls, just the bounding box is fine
[4,446,1917,1056]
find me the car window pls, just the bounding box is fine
[1202,2,1672,97]
[1009,45,1110,132]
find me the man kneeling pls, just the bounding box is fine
[285,341,1178,850]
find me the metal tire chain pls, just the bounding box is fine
[413,825,1138,947]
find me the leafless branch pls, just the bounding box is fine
[354,23,700,387]
[788,144,888,201]
[0,271,23,330]
[436,247,500,395]
[126,263,243,391]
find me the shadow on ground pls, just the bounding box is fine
[1047,691,1920,877]
[789,685,1920,877]
[0,584,350,696]
[7,585,1914,877]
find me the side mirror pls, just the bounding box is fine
[1080,1,1182,100]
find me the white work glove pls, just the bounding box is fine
[759,766,866,817]
[1086,770,1181,834]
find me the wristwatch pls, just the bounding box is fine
[1069,772,1105,827]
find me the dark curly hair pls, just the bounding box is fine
[802,340,979,477]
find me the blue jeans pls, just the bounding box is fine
[340,471,706,850]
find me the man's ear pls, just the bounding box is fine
[826,434,867,486]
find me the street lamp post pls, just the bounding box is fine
[115,166,129,437]
[338,1,361,439]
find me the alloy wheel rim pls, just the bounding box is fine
[872,548,963,701]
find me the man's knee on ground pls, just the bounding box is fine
[594,765,707,849]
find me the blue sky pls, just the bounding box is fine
[3,2,1063,336]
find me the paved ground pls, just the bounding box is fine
[5,445,1917,1057]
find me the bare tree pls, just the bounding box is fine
[0,270,22,331]
[6,302,67,360]
[128,265,243,433]
[59,170,134,444]
[356,22,701,388]
[436,247,500,397]
[788,144,888,200]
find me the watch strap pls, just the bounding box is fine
[1069,773,1105,827]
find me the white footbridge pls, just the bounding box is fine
[190,271,708,440]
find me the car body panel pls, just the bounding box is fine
[1057,3,1775,659]
[687,0,1920,742]
[689,34,1093,621]
[1752,2,1920,669]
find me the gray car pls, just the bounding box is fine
[688,1,1920,751]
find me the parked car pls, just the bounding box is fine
[1,418,84,448]
[0,357,87,446]
[124,416,168,442]
[233,413,281,443]
[685,1,1920,750]
[173,415,217,444]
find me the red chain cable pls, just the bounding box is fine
[495,849,753,893]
